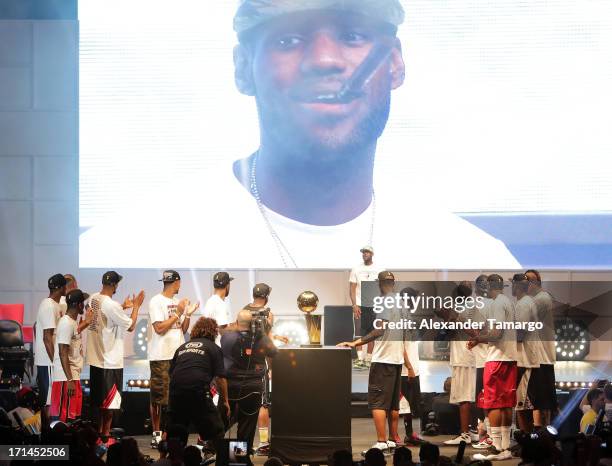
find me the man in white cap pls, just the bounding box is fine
[350,245,383,368]
[79,0,519,270]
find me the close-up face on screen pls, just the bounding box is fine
[78,0,612,270]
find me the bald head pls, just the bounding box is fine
[237,309,253,330]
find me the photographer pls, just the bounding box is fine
[221,309,279,456]
[167,317,228,445]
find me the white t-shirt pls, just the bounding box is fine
[533,290,556,365]
[204,294,231,345]
[53,315,83,381]
[450,301,479,367]
[371,301,405,365]
[34,298,61,366]
[349,263,384,306]
[59,296,67,317]
[79,161,521,269]
[515,295,544,368]
[402,340,420,377]
[471,297,492,368]
[203,294,231,327]
[86,293,133,369]
[485,293,517,362]
[147,294,185,361]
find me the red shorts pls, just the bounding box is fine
[50,381,82,421]
[482,361,517,409]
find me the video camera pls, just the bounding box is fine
[249,307,271,336]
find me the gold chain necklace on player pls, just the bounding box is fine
[249,152,376,268]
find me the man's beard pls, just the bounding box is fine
[256,93,391,161]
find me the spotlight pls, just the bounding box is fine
[132,319,149,359]
[273,318,309,346]
[555,319,590,361]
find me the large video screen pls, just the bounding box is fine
[79,0,612,269]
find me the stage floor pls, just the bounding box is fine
[131,418,521,465]
[81,358,612,394]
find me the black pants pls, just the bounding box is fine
[168,389,224,441]
[222,379,263,455]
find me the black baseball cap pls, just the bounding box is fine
[487,274,506,290]
[510,273,528,283]
[102,271,123,286]
[65,289,90,307]
[378,270,395,282]
[159,270,181,283]
[253,283,271,299]
[48,274,67,290]
[213,271,234,288]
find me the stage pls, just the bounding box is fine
[131,418,522,465]
[80,358,612,395]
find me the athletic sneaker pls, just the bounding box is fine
[472,435,493,449]
[151,431,162,449]
[389,435,404,446]
[443,432,471,445]
[486,449,513,461]
[472,445,504,461]
[404,433,426,446]
[386,440,397,450]
[255,443,270,456]
[353,360,367,370]
[361,441,389,457]
[469,427,480,443]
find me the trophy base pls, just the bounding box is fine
[300,343,323,348]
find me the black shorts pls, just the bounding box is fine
[90,366,123,410]
[475,367,485,404]
[530,364,557,410]
[368,363,402,411]
[360,307,375,334]
[400,375,423,417]
[262,370,271,408]
[36,365,52,408]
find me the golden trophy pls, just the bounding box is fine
[297,291,322,347]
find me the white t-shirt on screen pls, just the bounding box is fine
[53,315,83,382]
[147,293,185,361]
[86,293,133,369]
[349,263,384,307]
[34,298,61,367]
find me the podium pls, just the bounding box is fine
[271,347,352,463]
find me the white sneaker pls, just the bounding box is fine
[444,432,471,445]
[150,431,162,449]
[486,449,513,461]
[386,440,397,450]
[472,436,493,449]
[362,441,389,457]
[470,429,480,443]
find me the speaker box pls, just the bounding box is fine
[271,348,352,463]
